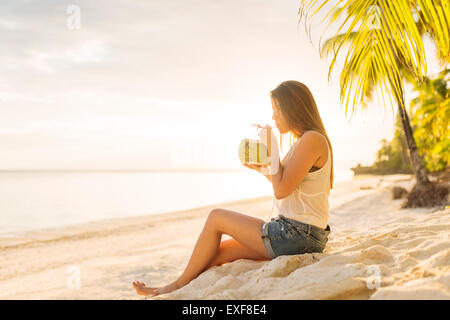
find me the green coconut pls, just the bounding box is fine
[238,139,271,165]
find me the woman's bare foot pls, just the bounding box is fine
[132,281,158,296]
[132,280,181,297]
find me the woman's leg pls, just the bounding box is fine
[133,208,270,296]
[205,238,271,269]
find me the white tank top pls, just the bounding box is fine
[274,131,331,229]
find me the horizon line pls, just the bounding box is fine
[0,168,247,173]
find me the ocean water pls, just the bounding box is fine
[0,169,353,237]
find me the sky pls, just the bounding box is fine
[0,0,442,175]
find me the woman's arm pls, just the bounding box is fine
[243,160,285,198]
[262,151,290,183]
[273,131,323,199]
[267,158,284,199]
[262,173,272,183]
[246,151,289,185]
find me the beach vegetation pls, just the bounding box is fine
[299,0,449,207]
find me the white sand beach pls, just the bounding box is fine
[0,174,448,300]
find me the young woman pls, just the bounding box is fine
[133,80,333,297]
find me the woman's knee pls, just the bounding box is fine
[206,208,225,229]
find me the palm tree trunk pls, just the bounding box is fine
[397,101,430,186]
[376,4,431,188]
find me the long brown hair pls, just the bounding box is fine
[270,80,334,189]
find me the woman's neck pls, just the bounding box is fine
[292,129,303,139]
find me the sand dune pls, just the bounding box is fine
[0,174,448,299]
[160,175,449,300]
[163,207,449,300]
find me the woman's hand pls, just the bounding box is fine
[254,124,281,175]
[241,161,270,173]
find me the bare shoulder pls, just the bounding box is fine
[294,130,328,159]
[298,130,327,148]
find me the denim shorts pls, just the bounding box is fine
[260,214,331,259]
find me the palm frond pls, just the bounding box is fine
[415,0,450,65]
[320,31,359,57]
[299,0,440,114]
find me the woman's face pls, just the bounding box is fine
[271,98,290,134]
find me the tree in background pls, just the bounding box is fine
[410,68,449,173]
[352,70,449,176]
[351,115,413,175]
[374,115,413,174]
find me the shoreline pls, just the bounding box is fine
[0,194,274,250]
[0,174,387,250]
